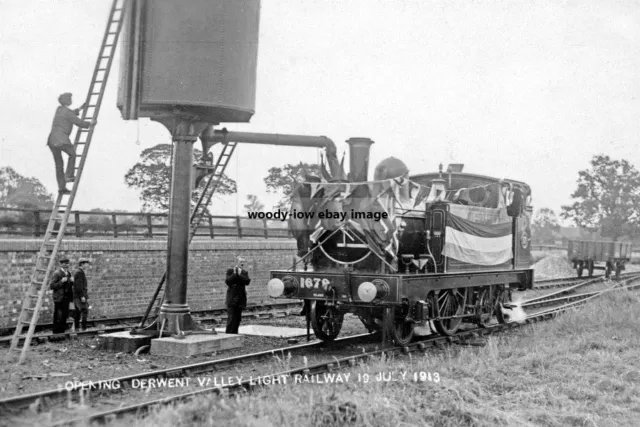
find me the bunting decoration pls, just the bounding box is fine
[295,176,433,260]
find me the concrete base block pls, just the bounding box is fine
[151,333,243,357]
[97,331,152,353]
[214,324,309,338]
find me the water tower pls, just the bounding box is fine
[117,0,260,336]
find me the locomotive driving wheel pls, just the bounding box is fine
[310,301,344,342]
[477,287,499,328]
[384,306,414,346]
[495,288,510,324]
[433,288,468,336]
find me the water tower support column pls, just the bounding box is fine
[156,117,210,336]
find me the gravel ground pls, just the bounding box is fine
[5,334,386,426]
[0,313,369,399]
[532,254,577,279]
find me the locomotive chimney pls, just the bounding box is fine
[346,137,374,182]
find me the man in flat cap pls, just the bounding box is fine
[47,93,96,193]
[72,258,91,331]
[49,257,74,334]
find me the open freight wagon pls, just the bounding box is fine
[568,239,632,279]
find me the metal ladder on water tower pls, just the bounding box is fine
[10,0,125,364]
[138,138,239,328]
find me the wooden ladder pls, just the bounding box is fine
[9,0,125,364]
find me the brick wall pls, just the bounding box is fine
[0,239,297,329]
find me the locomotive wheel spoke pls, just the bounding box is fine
[477,287,498,327]
[433,288,467,336]
[384,307,414,346]
[496,288,509,324]
[310,301,343,342]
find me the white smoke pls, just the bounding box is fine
[500,299,527,324]
[413,320,433,337]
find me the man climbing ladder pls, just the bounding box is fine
[10,0,125,364]
[47,93,96,193]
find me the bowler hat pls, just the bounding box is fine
[79,258,91,265]
[59,257,70,263]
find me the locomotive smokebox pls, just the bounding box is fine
[117,0,260,123]
[346,138,374,182]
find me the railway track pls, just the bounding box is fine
[533,276,585,289]
[0,274,614,344]
[0,302,302,336]
[522,271,639,308]
[0,332,376,426]
[0,302,303,348]
[525,276,640,317]
[52,274,640,426]
[532,275,606,290]
[4,274,639,426]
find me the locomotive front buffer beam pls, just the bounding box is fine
[267,268,533,318]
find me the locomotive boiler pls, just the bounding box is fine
[267,139,534,345]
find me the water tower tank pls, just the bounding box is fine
[117,0,260,123]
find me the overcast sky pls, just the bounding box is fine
[1,0,638,220]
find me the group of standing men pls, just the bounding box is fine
[44,93,253,335]
[49,257,91,334]
[47,255,248,336]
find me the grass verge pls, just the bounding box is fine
[118,289,640,427]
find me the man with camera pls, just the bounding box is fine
[224,256,251,334]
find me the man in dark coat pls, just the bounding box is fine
[72,258,91,331]
[49,257,74,334]
[47,93,96,193]
[225,256,251,334]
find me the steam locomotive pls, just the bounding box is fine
[267,138,534,345]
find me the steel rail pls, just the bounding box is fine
[522,276,603,305]
[0,306,300,348]
[47,274,640,426]
[534,276,586,285]
[522,271,638,306]
[0,302,302,338]
[522,291,600,309]
[7,274,639,425]
[533,271,637,289]
[526,275,640,318]
[0,332,374,414]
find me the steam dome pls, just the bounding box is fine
[373,157,409,181]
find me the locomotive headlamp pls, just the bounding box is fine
[357,280,389,302]
[267,278,284,297]
[268,276,298,298]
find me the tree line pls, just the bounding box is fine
[532,155,640,244]
[2,147,639,241]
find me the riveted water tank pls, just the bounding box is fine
[117,0,260,123]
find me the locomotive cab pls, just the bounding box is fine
[401,166,533,275]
